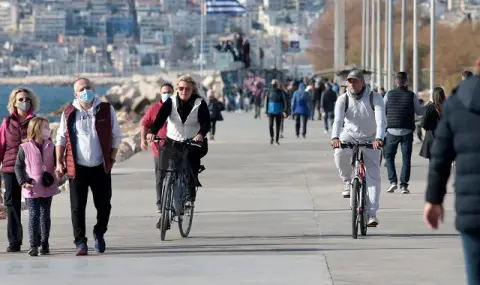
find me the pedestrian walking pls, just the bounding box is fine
[291,82,311,138]
[14,117,57,256]
[424,64,480,285]
[55,78,122,256]
[265,80,288,145]
[384,72,424,194]
[207,90,225,140]
[0,87,39,252]
[419,87,446,160]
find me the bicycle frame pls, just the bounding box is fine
[350,149,366,209]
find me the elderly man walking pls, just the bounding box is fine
[55,78,122,256]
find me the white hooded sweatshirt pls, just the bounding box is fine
[331,86,386,142]
[56,97,122,167]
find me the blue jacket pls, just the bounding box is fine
[265,88,287,115]
[291,83,311,116]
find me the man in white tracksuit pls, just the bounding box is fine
[331,70,386,227]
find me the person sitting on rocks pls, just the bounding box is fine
[140,82,174,213]
[55,77,122,256]
[147,75,210,205]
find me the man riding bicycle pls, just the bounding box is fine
[147,76,210,206]
[331,69,386,227]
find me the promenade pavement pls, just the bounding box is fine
[0,112,463,285]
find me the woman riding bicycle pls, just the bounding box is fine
[147,76,210,204]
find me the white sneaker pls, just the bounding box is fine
[342,181,351,198]
[367,217,379,227]
[324,130,328,135]
[386,184,397,193]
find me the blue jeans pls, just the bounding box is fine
[461,232,480,285]
[323,110,334,131]
[384,132,413,187]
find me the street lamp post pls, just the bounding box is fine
[362,0,366,68]
[413,0,419,94]
[371,0,376,87]
[430,0,436,100]
[376,0,382,88]
[400,0,406,72]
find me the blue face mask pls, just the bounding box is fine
[78,89,94,103]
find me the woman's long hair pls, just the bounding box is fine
[432,87,446,117]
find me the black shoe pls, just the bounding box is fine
[40,244,50,255]
[28,246,38,257]
[7,245,21,253]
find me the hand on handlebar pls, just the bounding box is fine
[146,133,155,142]
[331,138,341,149]
[193,134,204,142]
[373,139,383,150]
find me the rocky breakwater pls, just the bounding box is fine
[54,74,169,192]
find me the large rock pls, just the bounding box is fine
[138,80,161,102]
[131,95,151,114]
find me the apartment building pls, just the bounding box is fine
[33,9,66,41]
[0,1,15,32]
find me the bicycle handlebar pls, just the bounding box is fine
[338,142,375,149]
[152,136,202,148]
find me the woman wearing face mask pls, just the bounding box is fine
[141,82,174,214]
[147,76,210,205]
[419,87,446,161]
[0,87,39,252]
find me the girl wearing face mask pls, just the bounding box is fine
[15,117,58,256]
[0,87,39,253]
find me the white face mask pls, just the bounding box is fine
[161,93,173,102]
[42,129,51,140]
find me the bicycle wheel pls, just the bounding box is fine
[351,178,360,239]
[159,174,173,241]
[178,194,195,238]
[359,179,368,236]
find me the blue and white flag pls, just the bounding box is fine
[206,0,247,15]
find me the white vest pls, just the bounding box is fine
[166,95,202,141]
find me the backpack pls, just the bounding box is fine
[344,91,375,113]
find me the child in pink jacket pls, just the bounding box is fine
[14,117,58,256]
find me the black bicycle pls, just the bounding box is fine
[154,137,205,241]
[338,142,378,239]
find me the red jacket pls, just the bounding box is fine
[0,111,35,173]
[64,103,113,178]
[141,101,167,157]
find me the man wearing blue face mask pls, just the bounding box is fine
[55,77,122,256]
[140,83,173,216]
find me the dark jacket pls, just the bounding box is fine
[208,98,224,121]
[426,75,480,233]
[321,88,337,112]
[419,104,440,159]
[265,88,287,115]
[385,86,416,130]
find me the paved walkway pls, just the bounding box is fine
[0,112,464,284]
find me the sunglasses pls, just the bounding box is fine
[17,97,31,102]
[178,86,191,91]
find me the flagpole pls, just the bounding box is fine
[200,0,204,82]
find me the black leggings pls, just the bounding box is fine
[3,172,23,247]
[269,114,282,142]
[161,138,209,200]
[210,120,217,136]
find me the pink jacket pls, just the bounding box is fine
[19,140,58,199]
